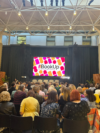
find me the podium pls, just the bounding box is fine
[0,71,6,85]
[93,74,100,84]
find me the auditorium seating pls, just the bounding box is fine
[55,80,59,83]
[63,119,90,133]
[0,113,100,133]
[38,79,42,83]
[49,80,54,83]
[43,80,48,83]
[34,116,57,131]
[32,79,37,83]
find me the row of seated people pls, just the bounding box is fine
[0,81,99,133]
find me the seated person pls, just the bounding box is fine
[20,90,40,121]
[13,85,26,116]
[32,86,43,105]
[84,89,96,108]
[58,87,70,112]
[41,91,60,133]
[62,90,90,121]
[77,87,85,98]
[0,91,16,132]
[82,83,88,92]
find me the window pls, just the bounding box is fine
[47,36,55,46]
[82,36,91,45]
[64,36,73,46]
[17,36,26,44]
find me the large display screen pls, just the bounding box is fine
[33,57,65,76]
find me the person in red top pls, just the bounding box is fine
[14,85,26,116]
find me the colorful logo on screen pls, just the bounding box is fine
[33,57,65,76]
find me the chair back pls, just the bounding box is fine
[34,116,57,131]
[10,115,33,131]
[87,108,96,129]
[63,119,90,133]
[0,114,10,128]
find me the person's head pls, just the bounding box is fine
[61,85,65,93]
[27,90,35,98]
[11,82,16,87]
[48,82,52,86]
[69,84,76,92]
[18,85,25,92]
[81,84,84,88]
[35,82,40,86]
[0,85,7,93]
[60,82,64,87]
[32,86,40,93]
[90,83,94,87]
[85,89,96,102]
[2,83,8,91]
[78,83,81,86]
[56,82,59,87]
[15,84,20,90]
[63,87,70,101]
[95,83,100,89]
[48,85,56,93]
[77,87,83,94]
[70,90,80,101]
[85,83,88,88]
[41,84,45,91]
[45,84,48,89]
[53,83,56,88]
[46,91,58,105]
[0,91,11,102]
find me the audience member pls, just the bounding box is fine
[33,86,43,105]
[13,85,26,116]
[62,90,90,120]
[58,87,70,112]
[40,91,60,133]
[41,91,59,117]
[0,91,16,132]
[20,90,40,120]
[38,85,45,98]
[0,85,7,93]
[41,84,48,95]
[89,83,95,92]
[9,82,16,95]
[0,91,16,115]
[69,84,76,92]
[82,83,88,92]
[59,86,65,99]
[48,85,57,93]
[94,84,100,94]
[55,82,60,92]
[77,87,85,98]
[84,89,96,108]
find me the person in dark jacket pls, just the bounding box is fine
[58,87,70,112]
[0,91,16,132]
[9,82,16,95]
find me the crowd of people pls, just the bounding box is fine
[0,80,99,133]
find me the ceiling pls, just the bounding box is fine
[0,0,100,36]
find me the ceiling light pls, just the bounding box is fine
[5,28,7,31]
[92,26,95,31]
[69,26,72,30]
[26,26,29,30]
[18,11,21,16]
[73,10,77,15]
[45,11,48,16]
[48,26,50,30]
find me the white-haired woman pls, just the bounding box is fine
[0,91,16,132]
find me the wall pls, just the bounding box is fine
[2,34,98,46]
